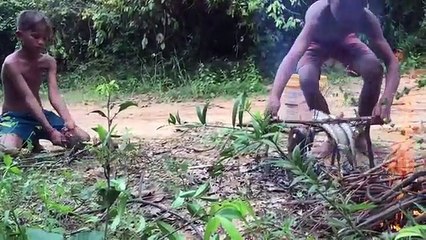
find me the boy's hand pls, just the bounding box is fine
[372,97,392,124]
[64,120,76,131]
[265,96,281,120]
[49,129,67,146]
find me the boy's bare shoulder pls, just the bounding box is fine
[40,53,56,65]
[302,0,329,29]
[1,52,21,74]
[38,53,57,70]
[2,52,19,66]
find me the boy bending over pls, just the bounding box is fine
[266,0,400,157]
[0,10,90,154]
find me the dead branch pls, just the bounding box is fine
[356,195,426,229]
[366,171,426,203]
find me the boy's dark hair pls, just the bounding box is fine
[16,10,52,34]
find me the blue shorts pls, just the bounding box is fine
[0,110,65,142]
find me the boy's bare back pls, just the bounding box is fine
[299,0,382,45]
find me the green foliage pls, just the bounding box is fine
[394,225,426,240]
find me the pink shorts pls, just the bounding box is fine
[297,33,377,71]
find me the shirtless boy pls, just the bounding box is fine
[0,10,90,154]
[266,0,400,157]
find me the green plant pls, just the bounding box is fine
[89,78,137,239]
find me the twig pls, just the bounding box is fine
[367,171,426,203]
[185,146,216,153]
[67,142,102,164]
[357,195,426,229]
[128,199,203,239]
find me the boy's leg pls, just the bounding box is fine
[297,42,330,114]
[0,112,37,155]
[334,35,383,166]
[335,35,384,118]
[296,43,333,157]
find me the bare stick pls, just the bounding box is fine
[357,195,426,229]
[367,171,426,203]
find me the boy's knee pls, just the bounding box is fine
[359,57,384,82]
[0,134,23,156]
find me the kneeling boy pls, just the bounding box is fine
[0,10,90,154]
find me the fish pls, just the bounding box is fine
[312,110,357,172]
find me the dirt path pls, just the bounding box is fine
[35,74,425,164]
[60,76,424,139]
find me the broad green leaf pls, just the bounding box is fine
[233,200,255,217]
[217,216,243,240]
[216,207,243,220]
[157,221,184,240]
[70,231,104,240]
[204,216,221,240]
[187,202,206,218]
[89,110,107,118]
[308,185,318,194]
[328,218,347,228]
[26,228,64,240]
[193,182,210,198]
[171,196,185,209]
[110,215,121,232]
[110,193,128,231]
[98,188,120,209]
[135,216,146,233]
[3,155,12,167]
[202,102,209,125]
[179,190,197,198]
[290,176,306,188]
[9,166,21,175]
[343,202,377,213]
[117,101,137,113]
[147,234,161,240]
[395,225,426,240]
[168,114,176,125]
[232,98,240,128]
[99,124,118,148]
[200,196,219,202]
[91,125,108,143]
[3,210,10,226]
[196,106,203,125]
[175,111,181,125]
[111,178,127,192]
[238,92,247,128]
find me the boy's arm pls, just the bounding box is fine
[46,56,75,129]
[2,62,55,134]
[269,5,318,100]
[364,10,400,104]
